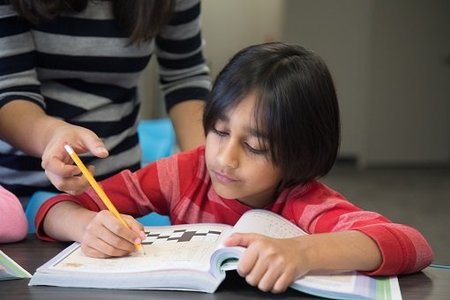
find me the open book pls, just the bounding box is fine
[29,209,401,299]
[0,250,32,281]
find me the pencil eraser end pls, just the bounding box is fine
[64,144,74,154]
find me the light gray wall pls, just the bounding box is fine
[281,0,450,166]
[138,55,162,119]
[201,0,284,79]
[365,0,450,166]
[282,0,374,162]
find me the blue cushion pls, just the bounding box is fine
[136,118,173,225]
[25,191,57,233]
[137,118,176,166]
[137,212,170,226]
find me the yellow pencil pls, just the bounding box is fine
[64,144,145,254]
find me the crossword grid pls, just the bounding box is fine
[142,229,222,244]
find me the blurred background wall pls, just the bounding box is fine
[139,0,450,168]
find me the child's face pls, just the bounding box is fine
[205,94,282,208]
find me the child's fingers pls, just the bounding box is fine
[233,235,263,277]
[81,235,132,258]
[224,233,264,276]
[123,214,146,241]
[254,263,285,293]
[242,255,268,288]
[240,238,277,289]
[271,273,293,294]
[224,232,259,247]
[99,211,136,241]
[226,233,293,292]
[94,211,141,250]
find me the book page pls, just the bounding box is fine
[292,271,360,294]
[211,210,306,273]
[0,250,32,281]
[231,209,307,238]
[213,210,393,299]
[49,223,232,274]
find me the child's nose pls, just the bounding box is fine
[218,140,239,169]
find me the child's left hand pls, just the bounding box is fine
[224,233,309,293]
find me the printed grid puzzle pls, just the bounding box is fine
[143,229,222,245]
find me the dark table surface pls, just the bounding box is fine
[1,235,448,300]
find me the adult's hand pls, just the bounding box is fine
[41,123,109,194]
[0,100,108,194]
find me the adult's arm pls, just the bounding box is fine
[0,4,108,193]
[156,0,211,150]
[168,100,205,150]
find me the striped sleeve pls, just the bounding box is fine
[155,0,211,112]
[0,3,44,108]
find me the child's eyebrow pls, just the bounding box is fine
[248,127,268,140]
[216,112,268,139]
[217,113,229,122]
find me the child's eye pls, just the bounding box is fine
[211,127,228,137]
[245,143,267,155]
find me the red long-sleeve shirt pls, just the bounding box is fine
[36,146,433,275]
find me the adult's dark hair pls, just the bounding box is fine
[10,0,174,44]
[203,42,340,188]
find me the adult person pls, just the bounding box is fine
[0,0,211,201]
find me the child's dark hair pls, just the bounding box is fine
[203,42,340,188]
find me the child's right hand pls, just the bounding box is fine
[80,210,145,258]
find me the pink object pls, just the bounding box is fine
[0,186,28,243]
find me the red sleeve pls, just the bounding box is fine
[139,146,205,216]
[355,224,434,275]
[288,181,433,275]
[35,192,102,242]
[35,166,163,241]
[35,147,204,242]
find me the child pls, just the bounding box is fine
[35,42,433,293]
[0,185,28,243]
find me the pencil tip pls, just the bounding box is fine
[136,245,146,256]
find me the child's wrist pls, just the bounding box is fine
[293,235,318,273]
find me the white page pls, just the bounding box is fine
[49,223,231,273]
[231,209,306,238]
[218,210,377,298]
[214,210,306,271]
